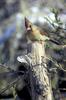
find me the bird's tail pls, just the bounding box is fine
[49,39,60,45]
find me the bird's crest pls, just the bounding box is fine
[25,17,32,31]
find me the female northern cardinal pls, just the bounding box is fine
[25,17,60,45]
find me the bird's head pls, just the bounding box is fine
[25,17,32,31]
[25,17,41,34]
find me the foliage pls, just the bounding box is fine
[44,9,66,97]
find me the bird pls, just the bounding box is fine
[25,17,60,45]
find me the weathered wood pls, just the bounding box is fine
[27,41,52,100]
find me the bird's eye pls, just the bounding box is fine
[30,25,31,28]
[29,25,32,30]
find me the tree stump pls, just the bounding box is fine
[27,41,52,100]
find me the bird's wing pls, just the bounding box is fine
[32,32,49,41]
[43,35,50,41]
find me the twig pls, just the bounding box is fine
[0,63,14,71]
[44,16,66,30]
[48,44,66,50]
[0,76,20,95]
[46,56,66,72]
